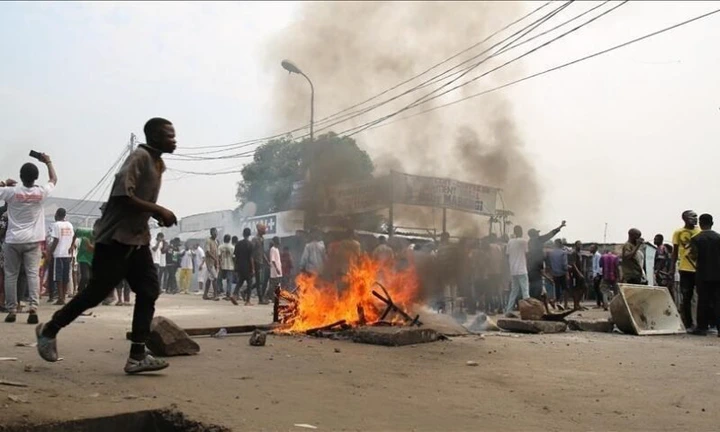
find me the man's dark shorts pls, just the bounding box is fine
[54,257,72,283]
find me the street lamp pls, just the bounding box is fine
[281,59,314,141]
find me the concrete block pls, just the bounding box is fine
[496,318,567,334]
[567,318,614,333]
[352,326,442,346]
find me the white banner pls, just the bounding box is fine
[391,172,499,216]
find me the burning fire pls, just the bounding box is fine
[278,254,420,332]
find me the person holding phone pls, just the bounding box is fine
[0,154,57,324]
[36,118,178,375]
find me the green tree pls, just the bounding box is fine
[236,132,374,215]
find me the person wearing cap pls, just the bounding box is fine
[688,213,720,336]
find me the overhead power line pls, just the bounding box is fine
[173,1,558,154]
[67,144,129,214]
[362,6,720,133]
[337,0,629,138]
[171,1,574,163]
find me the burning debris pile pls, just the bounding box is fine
[277,255,422,334]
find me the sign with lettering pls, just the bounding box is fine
[240,215,278,235]
[391,172,499,216]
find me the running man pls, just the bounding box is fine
[36,118,178,374]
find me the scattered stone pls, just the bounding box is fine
[14,342,36,348]
[352,326,442,346]
[334,348,341,353]
[519,298,546,321]
[466,361,479,367]
[23,365,35,373]
[294,424,318,430]
[146,316,200,357]
[88,393,100,398]
[249,330,267,347]
[497,319,567,334]
[7,395,28,404]
[567,318,614,333]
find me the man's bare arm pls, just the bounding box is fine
[38,154,58,185]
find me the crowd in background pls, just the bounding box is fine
[3,177,719,337]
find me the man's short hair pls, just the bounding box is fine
[699,213,713,227]
[143,117,172,140]
[55,208,67,220]
[243,228,251,237]
[20,163,39,185]
[223,234,231,243]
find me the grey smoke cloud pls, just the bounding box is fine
[266,1,542,235]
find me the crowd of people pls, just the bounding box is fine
[148,225,294,306]
[2,117,720,376]
[483,211,720,336]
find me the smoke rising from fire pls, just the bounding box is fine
[265,1,542,235]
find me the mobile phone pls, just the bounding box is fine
[29,150,43,161]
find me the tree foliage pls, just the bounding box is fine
[236,132,374,215]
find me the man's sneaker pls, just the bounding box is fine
[124,354,169,374]
[27,311,39,325]
[35,324,59,362]
[688,328,708,336]
[5,313,16,323]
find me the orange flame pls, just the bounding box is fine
[279,254,420,332]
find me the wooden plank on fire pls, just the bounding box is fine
[371,290,423,326]
[305,320,347,336]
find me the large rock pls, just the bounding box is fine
[519,298,546,321]
[146,316,200,357]
[496,318,567,334]
[352,326,442,346]
[567,318,614,333]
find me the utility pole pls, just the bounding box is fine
[603,222,608,244]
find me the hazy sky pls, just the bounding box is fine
[1,1,718,243]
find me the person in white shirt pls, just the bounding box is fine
[268,237,283,304]
[0,155,57,324]
[151,233,167,291]
[193,244,206,295]
[49,208,74,306]
[505,225,530,315]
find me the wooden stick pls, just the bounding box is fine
[125,324,278,340]
[305,320,346,335]
[371,290,421,325]
[0,380,28,388]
